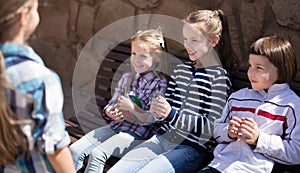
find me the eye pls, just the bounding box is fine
[140,54,149,59]
[257,66,264,70]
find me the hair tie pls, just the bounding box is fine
[214,10,219,16]
[158,37,165,49]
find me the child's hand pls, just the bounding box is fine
[107,104,125,122]
[228,116,242,139]
[117,95,134,112]
[150,96,171,119]
[238,118,259,145]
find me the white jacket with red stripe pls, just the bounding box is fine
[209,83,300,173]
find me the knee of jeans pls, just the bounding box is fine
[70,145,80,159]
[90,147,109,161]
[70,145,88,163]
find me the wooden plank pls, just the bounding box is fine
[111,42,131,54]
[101,59,122,71]
[106,51,130,62]
[95,88,112,101]
[85,101,102,116]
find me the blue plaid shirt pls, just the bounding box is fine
[104,71,168,139]
[0,42,70,173]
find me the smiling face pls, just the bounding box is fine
[183,23,212,62]
[130,40,157,74]
[247,54,279,91]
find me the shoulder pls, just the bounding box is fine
[152,71,168,81]
[7,60,61,89]
[172,62,193,75]
[121,72,132,79]
[229,88,253,99]
[175,61,193,69]
[206,66,229,76]
[280,88,300,107]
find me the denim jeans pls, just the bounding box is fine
[107,133,207,173]
[70,125,144,173]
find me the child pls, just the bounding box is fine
[199,36,300,173]
[107,9,239,173]
[0,0,75,172]
[70,28,169,173]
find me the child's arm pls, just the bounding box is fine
[152,71,230,140]
[102,73,131,122]
[118,81,168,124]
[117,96,150,123]
[213,98,239,143]
[254,106,300,164]
[47,146,76,173]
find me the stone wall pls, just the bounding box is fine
[29,0,300,116]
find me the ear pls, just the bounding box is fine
[19,8,30,26]
[210,35,220,47]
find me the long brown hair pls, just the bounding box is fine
[184,9,240,74]
[0,51,30,165]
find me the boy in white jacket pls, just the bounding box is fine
[199,36,300,173]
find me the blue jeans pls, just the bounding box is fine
[70,125,143,173]
[107,134,206,173]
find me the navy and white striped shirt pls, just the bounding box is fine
[159,61,231,150]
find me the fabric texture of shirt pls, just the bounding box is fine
[0,42,70,173]
[210,83,300,173]
[158,61,231,151]
[104,71,168,139]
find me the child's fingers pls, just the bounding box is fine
[229,119,241,128]
[232,116,243,123]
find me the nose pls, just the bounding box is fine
[247,67,255,77]
[184,41,190,50]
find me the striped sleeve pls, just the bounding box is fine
[165,65,231,141]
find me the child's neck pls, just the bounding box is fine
[6,29,26,45]
[193,50,221,68]
[10,35,25,45]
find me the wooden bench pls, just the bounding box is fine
[65,42,300,173]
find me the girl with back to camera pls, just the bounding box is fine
[108,9,239,173]
[70,28,169,173]
[199,36,300,173]
[0,0,75,172]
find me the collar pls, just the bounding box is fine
[135,71,160,83]
[258,83,289,95]
[0,42,44,65]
